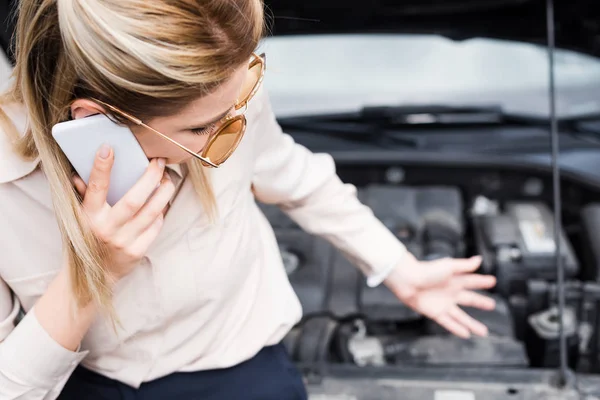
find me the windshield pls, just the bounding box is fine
[261,34,600,119]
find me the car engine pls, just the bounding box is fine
[260,180,600,373]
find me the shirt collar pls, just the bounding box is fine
[166,163,183,179]
[0,104,185,184]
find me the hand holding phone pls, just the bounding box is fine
[72,146,175,283]
[52,114,150,206]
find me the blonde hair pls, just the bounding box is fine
[1,0,264,316]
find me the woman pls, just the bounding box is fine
[0,0,497,399]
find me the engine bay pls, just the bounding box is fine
[259,163,600,375]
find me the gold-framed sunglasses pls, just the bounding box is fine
[89,52,265,168]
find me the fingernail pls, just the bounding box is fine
[98,143,111,159]
[472,255,482,262]
[157,158,166,168]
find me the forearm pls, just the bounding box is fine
[0,266,93,399]
[250,88,407,280]
[280,173,408,279]
[35,266,97,351]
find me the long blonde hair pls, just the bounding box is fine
[0,0,264,315]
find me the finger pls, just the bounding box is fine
[123,172,175,236]
[409,261,453,288]
[450,307,489,337]
[162,204,171,216]
[435,314,471,339]
[453,274,496,290]
[72,174,87,198]
[457,291,496,311]
[448,256,483,274]
[416,256,482,288]
[128,213,165,257]
[110,158,166,226]
[83,144,113,211]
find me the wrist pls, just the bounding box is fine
[35,266,98,351]
[62,261,115,305]
[383,252,419,300]
[366,262,397,288]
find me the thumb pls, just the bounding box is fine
[413,256,483,288]
[449,256,483,274]
[388,253,453,290]
[411,259,454,288]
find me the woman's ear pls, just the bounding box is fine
[70,99,106,120]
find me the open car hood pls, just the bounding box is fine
[264,0,600,58]
[2,1,599,60]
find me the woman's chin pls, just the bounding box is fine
[171,155,193,165]
[145,155,188,165]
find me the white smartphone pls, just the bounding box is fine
[52,114,149,206]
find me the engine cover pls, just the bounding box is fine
[358,185,464,321]
[259,184,466,320]
[358,185,465,261]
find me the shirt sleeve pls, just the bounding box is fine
[251,88,408,280]
[0,278,88,400]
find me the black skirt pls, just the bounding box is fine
[58,343,307,400]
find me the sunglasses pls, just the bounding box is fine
[89,53,266,168]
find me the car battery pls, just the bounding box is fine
[473,201,579,296]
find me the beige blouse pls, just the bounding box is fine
[0,87,407,399]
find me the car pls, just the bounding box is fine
[259,0,600,398]
[4,0,600,398]
[0,0,12,92]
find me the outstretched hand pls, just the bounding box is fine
[384,253,497,339]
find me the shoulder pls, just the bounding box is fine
[0,103,39,185]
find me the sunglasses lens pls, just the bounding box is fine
[237,60,263,108]
[203,118,245,165]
